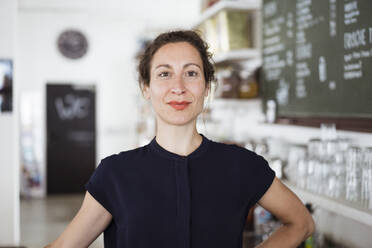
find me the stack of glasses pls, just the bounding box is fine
[288,135,372,210]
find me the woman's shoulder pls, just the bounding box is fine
[208,139,257,157]
[98,145,148,170]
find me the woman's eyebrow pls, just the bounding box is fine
[155,64,171,69]
[184,63,201,69]
[154,63,201,70]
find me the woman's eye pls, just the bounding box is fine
[186,71,198,77]
[159,72,170,77]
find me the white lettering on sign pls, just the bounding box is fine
[55,94,90,120]
[344,1,359,25]
[344,60,363,80]
[344,53,352,62]
[369,27,372,43]
[264,43,285,55]
[296,31,306,43]
[264,54,286,70]
[296,62,311,78]
[319,56,327,82]
[276,79,290,105]
[344,61,362,71]
[264,35,281,46]
[361,50,371,58]
[296,78,307,98]
[265,69,281,81]
[329,0,337,36]
[344,70,362,79]
[264,24,281,36]
[344,29,366,49]
[353,51,361,59]
[286,50,294,66]
[296,0,312,9]
[329,81,336,90]
[344,1,358,12]
[296,43,312,60]
[264,1,277,18]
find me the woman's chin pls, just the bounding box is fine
[160,115,196,126]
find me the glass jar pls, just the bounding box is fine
[238,70,258,99]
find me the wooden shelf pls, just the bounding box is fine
[283,181,372,227]
[213,49,261,65]
[208,97,261,106]
[192,0,260,28]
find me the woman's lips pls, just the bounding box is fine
[168,101,191,110]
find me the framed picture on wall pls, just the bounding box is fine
[0,59,13,112]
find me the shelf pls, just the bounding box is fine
[283,181,372,227]
[207,97,261,107]
[213,49,261,65]
[192,0,261,28]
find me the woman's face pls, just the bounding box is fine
[143,42,208,126]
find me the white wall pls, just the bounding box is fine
[0,0,20,245]
[0,0,201,244]
[16,0,200,192]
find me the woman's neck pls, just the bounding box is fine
[155,119,202,156]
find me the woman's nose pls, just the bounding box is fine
[171,75,186,95]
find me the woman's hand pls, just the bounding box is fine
[44,191,112,248]
[255,177,315,248]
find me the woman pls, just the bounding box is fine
[46,30,314,248]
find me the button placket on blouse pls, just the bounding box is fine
[174,157,191,248]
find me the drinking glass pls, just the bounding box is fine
[346,146,363,204]
[362,147,372,209]
[286,145,306,184]
[307,139,322,193]
[320,122,337,141]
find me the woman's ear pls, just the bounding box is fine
[142,85,150,100]
[204,84,210,97]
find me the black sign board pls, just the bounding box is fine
[262,0,372,119]
[46,84,96,194]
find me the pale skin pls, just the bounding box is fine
[45,41,314,248]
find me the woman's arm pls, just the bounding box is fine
[255,177,315,248]
[44,191,112,248]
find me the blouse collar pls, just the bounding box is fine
[148,133,210,161]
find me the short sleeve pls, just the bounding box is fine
[239,148,275,208]
[85,158,115,215]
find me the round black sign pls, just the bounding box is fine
[57,30,88,59]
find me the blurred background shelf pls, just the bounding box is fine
[213,48,261,65]
[192,0,261,28]
[207,98,262,110]
[283,181,372,227]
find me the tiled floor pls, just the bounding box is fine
[20,194,103,248]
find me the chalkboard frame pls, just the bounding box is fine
[275,116,372,133]
[260,0,372,124]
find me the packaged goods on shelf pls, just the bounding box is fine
[216,10,253,52]
[215,67,240,98]
[238,70,258,99]
[214,67,259,99]
[198,9,254,57]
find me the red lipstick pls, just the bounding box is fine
[168,101,191,110]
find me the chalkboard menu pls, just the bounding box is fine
[261,0,372,119]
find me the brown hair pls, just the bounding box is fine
[137,30,215,92]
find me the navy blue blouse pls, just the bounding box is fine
[85,133,275,248]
